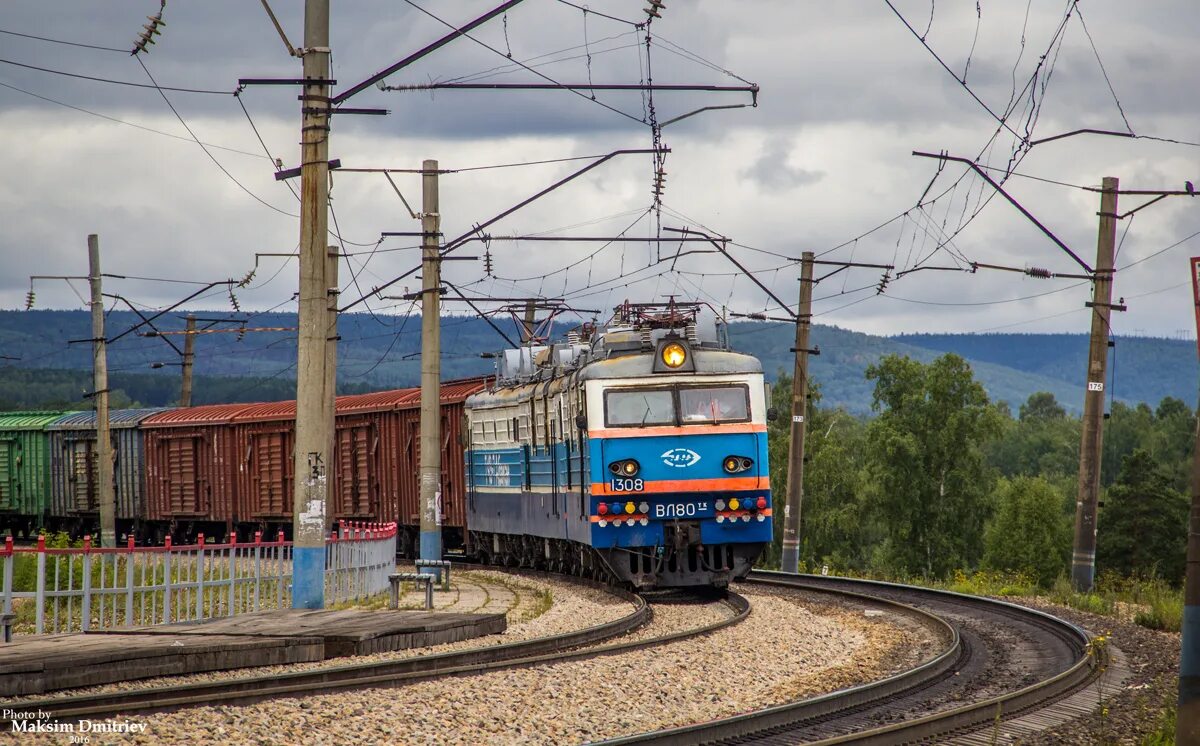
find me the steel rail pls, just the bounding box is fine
[600,571,1098,745]
[15,579,749,724]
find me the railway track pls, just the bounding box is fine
[601,571,1102,745]
[8,576,749,724]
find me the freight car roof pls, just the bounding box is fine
[46,408,169,430]
[138,377,493,426]
[0,411,80,430]
[141,402,261,427]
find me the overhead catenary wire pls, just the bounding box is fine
[134,56,297,218]
[0,57,231,95]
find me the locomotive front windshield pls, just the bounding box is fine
[605,388,675,426]
[604,384,750,427]
[679,386,749,423]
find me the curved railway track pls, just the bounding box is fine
[602,571,1102,745]
[7,578,749,725]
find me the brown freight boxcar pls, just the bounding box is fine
[334,377,489,555]
[141,403,257,541]
[139,379,489,544]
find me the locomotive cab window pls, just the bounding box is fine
[679,385,750,423]
[604,384,751,427]
[605,389,675,427]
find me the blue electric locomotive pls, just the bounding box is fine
[464,302,773,588]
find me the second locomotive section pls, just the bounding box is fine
[464,305,772,588]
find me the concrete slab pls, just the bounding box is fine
[0,608,506,696]
[103,608,508,657]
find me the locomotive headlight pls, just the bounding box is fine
[610,459,640,476]
[723,456,753,474]
[661,342,687,368]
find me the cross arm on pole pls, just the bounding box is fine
[664,227,797,320]
[331,0,530,105]
[912,150,1094,275]
[338,148,664,313]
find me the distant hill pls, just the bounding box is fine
[0,310,1193,413]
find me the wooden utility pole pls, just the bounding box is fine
[419,160,443,567]
[180,314,196,407]
[1178,256,1200,745]
[780,252,815,574]
[1071,176,1119,592]
[88,235,116,548]
[292,0,332,609]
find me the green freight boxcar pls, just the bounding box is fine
[0,410,76,536]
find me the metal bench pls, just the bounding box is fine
[389,573,433,610]
[414,559,452,591]
[0,613,14,643]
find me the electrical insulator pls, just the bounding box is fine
[132,11,166,55]
[876,272,891,295]
[483,248,494,277]
[239,268,256,288]
[1027,267,1052,279]
[644,0,666,18]
[24,290,34,310]
[228,288,241,312]
[236,326,246,342]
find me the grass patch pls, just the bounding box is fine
[1045,576,1115,615]
[1140,703,1175,745]
[941,569,1038,598]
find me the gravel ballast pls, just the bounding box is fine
[35,586,934,745]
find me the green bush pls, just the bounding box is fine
[1046,576,1114,615]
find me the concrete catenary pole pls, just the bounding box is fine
[521,299,536,343]
[88,235,116,548]
[1177,256,1200,745]
[180,313,196,407]
[1071,176,1118,592]
[326,245,339,530]
[292,0,331,609]
[419,160,443,568]
[780,251,815,574]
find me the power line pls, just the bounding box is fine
[399,0,648,126]
[0,79,268,158]
[135,56,298,218]
[0,27,128,53]
[0,56,231,95]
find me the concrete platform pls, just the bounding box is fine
[0,608,506,697]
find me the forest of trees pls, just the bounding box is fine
[762,353,1191,589]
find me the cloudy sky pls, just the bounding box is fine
[2,0,1199,349]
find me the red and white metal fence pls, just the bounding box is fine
[1,521,397,636]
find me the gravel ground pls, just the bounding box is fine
[11,586,937,745]
[1000,597,1179,745]
[0,571,633,704]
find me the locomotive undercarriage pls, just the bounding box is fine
[464,527,764,589]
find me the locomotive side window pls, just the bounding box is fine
[678,385,750,424]
[605,389,675,427]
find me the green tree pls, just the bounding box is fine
[982,476,1070,586]
[987,394,1079,480]
[1097,449,1188,583]
[864,354,1003,578]
[1019,391,1066,421]
[762,373,871,570]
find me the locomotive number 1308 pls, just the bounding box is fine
[609,478,644,492]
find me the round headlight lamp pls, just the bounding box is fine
[661,342,687,368]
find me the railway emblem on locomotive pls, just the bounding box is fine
[660,448,701,468]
